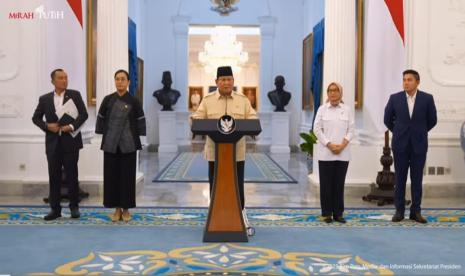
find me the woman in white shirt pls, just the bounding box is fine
[314,82,354,223]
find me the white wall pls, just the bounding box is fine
[268,0,305,145]
[406,0,465,183]
[143,0,179,145]
[303,0,325,36]
[143,0,306,146]
[0,0,105,189]
[0,1,45,183]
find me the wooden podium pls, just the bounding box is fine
[191,118,261,242]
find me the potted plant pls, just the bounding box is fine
[299,130,317,172]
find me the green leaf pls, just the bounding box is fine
[299,130,317,155]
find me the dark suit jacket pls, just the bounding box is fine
[32,89,88,155]
[384,90,437,154]
[95,92,146,152]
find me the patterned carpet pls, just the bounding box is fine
[28,244,394,275]
[1,207,465,275]
[1,206,465,228]
[152,152,298,183]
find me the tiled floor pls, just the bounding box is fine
[1,148,464,209]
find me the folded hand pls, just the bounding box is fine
[47,123,60,133]
[60,125,73,133]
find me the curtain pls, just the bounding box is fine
[128,18,138,96]
[311,19,324,128]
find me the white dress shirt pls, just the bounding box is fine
[54,90,65,111]
[53,90,74,132]
[314,102,355,161]
[406,90,417,118]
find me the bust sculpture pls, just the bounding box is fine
[267,75,291,112]
[152,71,181,111]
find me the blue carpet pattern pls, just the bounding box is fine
[1,207,465,227]
[153,152,298,183]
[28,243,395,275]
[1,207,465,275]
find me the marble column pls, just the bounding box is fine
[96,0,129,108]
[258,16,277,112]
[322,0,356,110]
[172,15,191,112]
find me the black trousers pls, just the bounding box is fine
[103,150,137,209]
[46,138,79,212]
[208,161,245,210]
[393,141,426,213]
[318,160,349,217]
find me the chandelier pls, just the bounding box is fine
[210,0,239,16]
[198,26,249,75]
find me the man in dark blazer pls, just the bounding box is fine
[32,69,88,220]
[384,69,437,223]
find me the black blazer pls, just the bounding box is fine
[32,89,89,155]
[95,92,146,152]
[384,90,437,154]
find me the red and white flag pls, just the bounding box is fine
[363,0,405,133]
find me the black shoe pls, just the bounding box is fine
[70,208,80,219]
[322,216,333,223]
[44,211,62,221]
[392,212,405,222]
[333,215,346,223]
[409,212,427,224]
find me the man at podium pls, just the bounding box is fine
[191,66,257,212]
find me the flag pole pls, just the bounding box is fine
[362,131,410,206]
